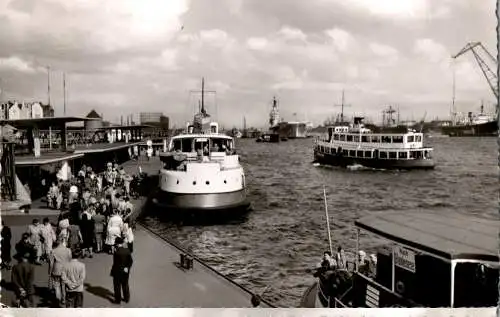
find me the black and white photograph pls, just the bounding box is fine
[0,0,498,312]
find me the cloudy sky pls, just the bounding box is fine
[0,0,496,128]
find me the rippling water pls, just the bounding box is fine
[141,136,498,307]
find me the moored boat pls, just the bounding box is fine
[313,117,435,170]
[301,211,499,308]
[152,78,250,219]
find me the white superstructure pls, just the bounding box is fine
[156,78,249,214]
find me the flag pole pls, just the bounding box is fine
[323,185,333,255]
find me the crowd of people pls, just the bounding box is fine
[1,161,139,308]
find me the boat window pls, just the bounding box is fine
[361,135,370,142]
[379,151,388,159]
[388,152,397,159]
[453,262,499,307]
[381,136,392,143]
[172,139,182,151]
[356,150,363,158]
[371,136,380,143]
[342,150,348,156]
[181,138,193,152]
[346,135,353,142]
[349,150,356,157]
[332,148,336,154]
[410,150,423,159]
[392,136,403,143]
[334,134,340,141]
[407,135,415,143]
[340,134,346,141]
[194,139,208,153]
[398,151,408,159]
[416,135,422,142]
[364,151,372,158]
[424,150,432,159]
[353,135,360,142]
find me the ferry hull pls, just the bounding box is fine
[313,151,435,170]
[151,189,251,220]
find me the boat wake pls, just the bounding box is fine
[346,164,366,171]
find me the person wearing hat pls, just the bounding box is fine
[11,251,35,307]
[111,237,133,304]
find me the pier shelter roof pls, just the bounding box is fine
[355,210,498,262]
[0,117,96,129]
[15,152,84,166]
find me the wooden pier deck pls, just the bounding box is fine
[1,157,270,308]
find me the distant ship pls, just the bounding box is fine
[268,97,312,139]
[441,103,497,137]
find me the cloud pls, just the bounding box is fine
[414,38,450,63]
[324,28,356,52]
[0,0,495,127]
[369,42,399,65]
[0,56,36,73]
[277,26,307,41]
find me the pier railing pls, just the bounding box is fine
[12,129,146,155]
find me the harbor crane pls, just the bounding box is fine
[452,42,498,100]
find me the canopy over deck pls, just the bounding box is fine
[355,211,498,262]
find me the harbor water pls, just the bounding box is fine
[141,137,497,307]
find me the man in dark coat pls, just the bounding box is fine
[15,233,35,263]
[111,237,133,304]
[1,221,12,269]
[11,252,35,307]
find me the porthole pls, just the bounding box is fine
[176,180,179,184]
[224,180,227,184]
[193,181,196,185]
[206,181,210,185]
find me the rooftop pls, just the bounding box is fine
[355,211,498,262]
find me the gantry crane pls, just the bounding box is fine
[452,42,498,100]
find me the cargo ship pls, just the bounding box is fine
[441,103,498,137]
[268,97,312,139]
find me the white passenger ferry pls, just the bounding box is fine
[153,78,250,217]
[313,117,435,170]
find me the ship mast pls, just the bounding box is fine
[201,77,205,115]
[341,90,345,123]
[63,72,66,116]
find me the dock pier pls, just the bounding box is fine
[1,157,273,308]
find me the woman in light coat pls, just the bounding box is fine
[105,212,123,254]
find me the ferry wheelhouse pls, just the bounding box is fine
[301,211,499,308]
[313,117,434,170]
[153,79,250,216]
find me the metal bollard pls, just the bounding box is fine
[180,253,193,270]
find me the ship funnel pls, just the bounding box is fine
[210,122,219,134]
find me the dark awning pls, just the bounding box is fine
[355,211,498,262]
